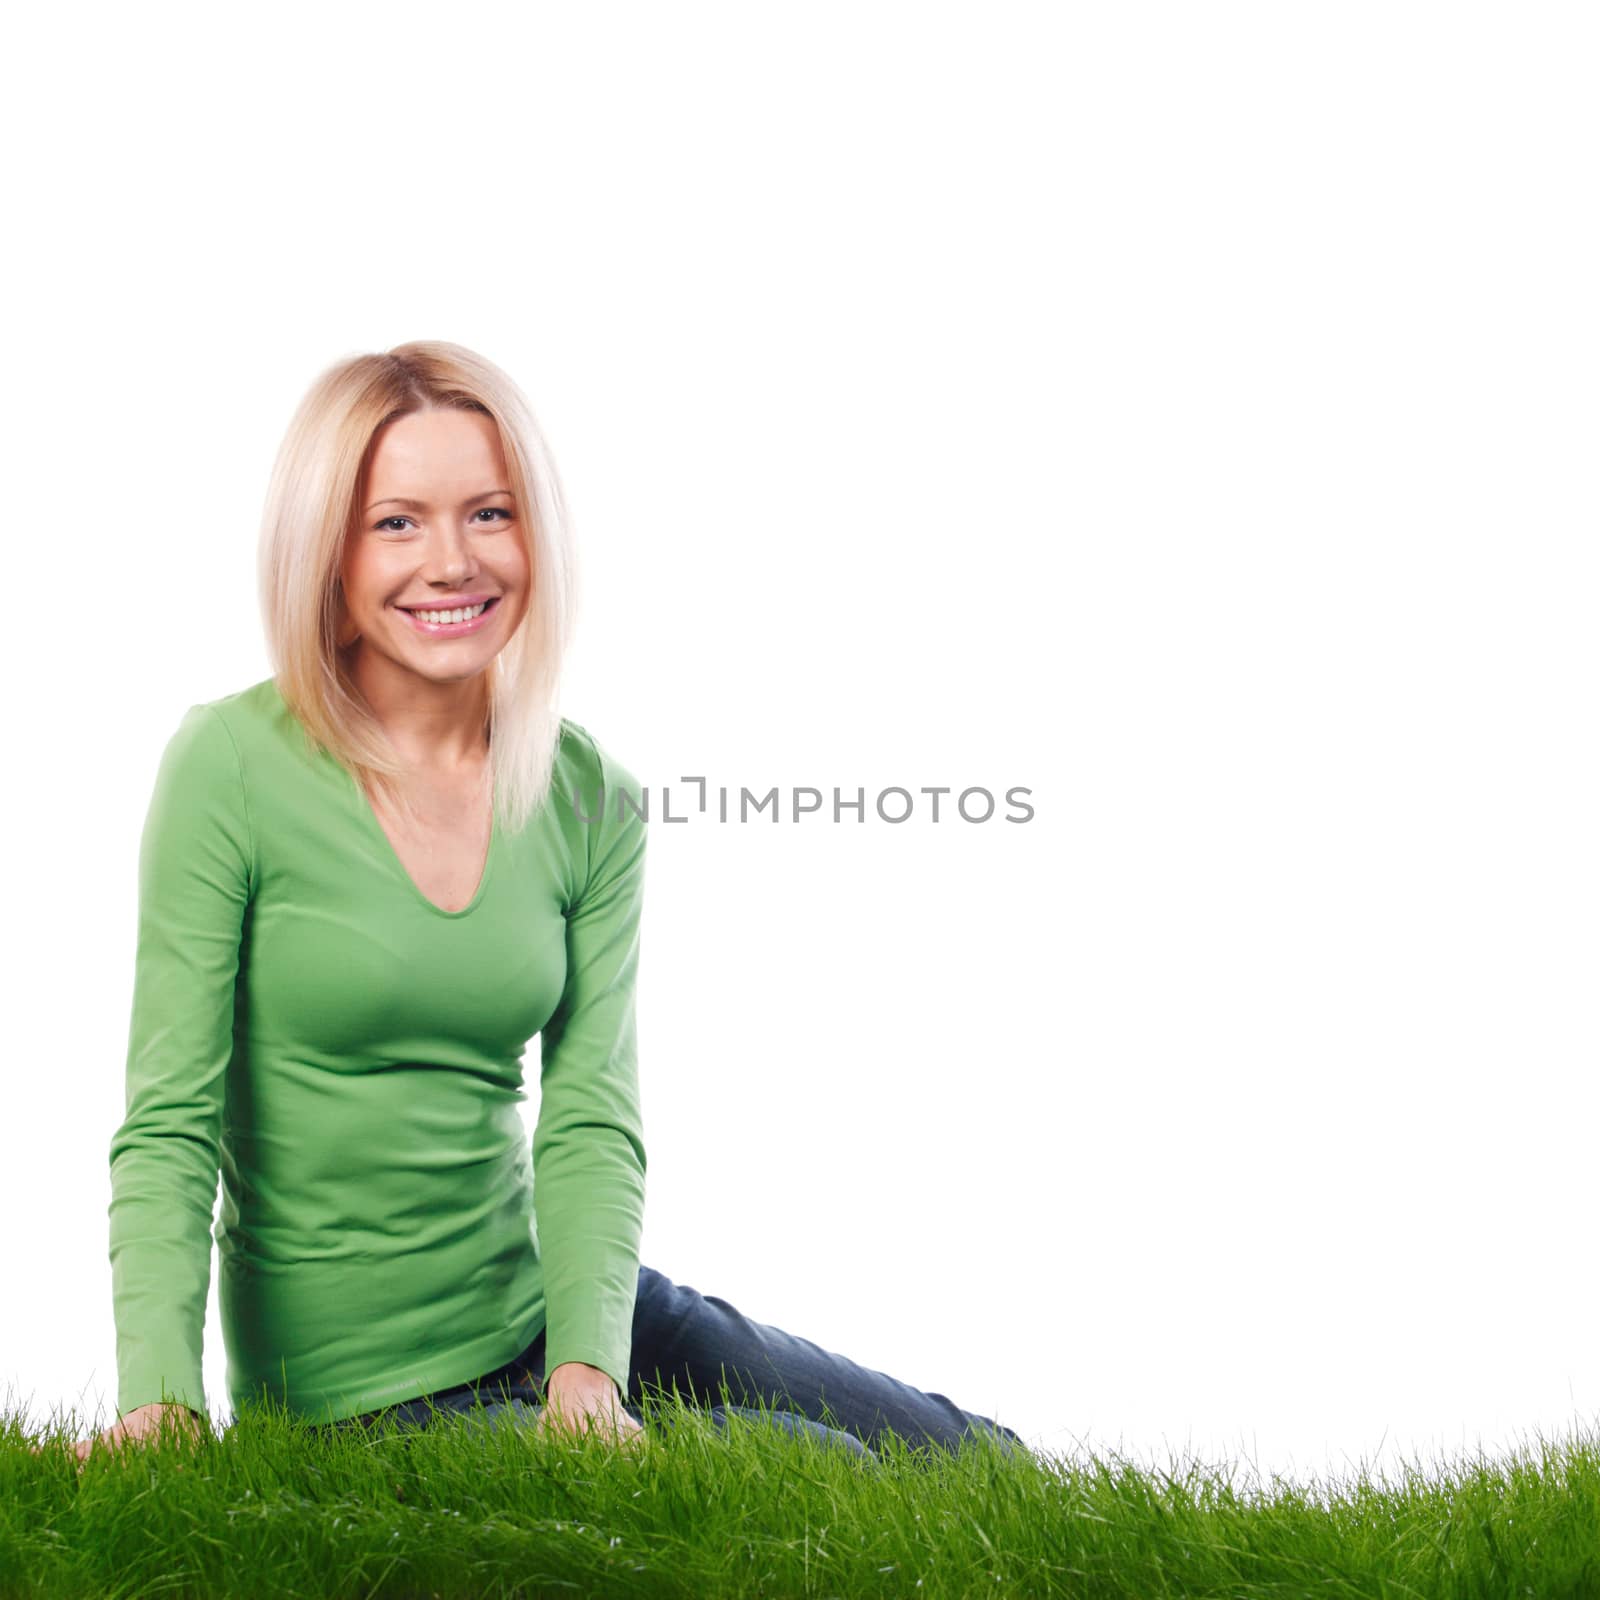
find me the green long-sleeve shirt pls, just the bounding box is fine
[108,677,648,1424]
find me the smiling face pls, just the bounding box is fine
[338,407,531,698]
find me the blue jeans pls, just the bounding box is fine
[310,1263,1029,1466]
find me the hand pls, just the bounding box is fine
[29,1402,205,1473]
[533,1362,646,1454]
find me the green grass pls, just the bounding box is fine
[5,1382,1600,1598]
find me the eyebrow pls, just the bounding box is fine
[366,489,513,513]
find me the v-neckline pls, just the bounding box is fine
[349,767,501,920]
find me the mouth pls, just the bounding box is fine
[396,596,503,637]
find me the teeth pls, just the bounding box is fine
[409,602,487,624]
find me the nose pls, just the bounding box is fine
[421,524,480,584]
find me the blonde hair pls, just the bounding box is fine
[257,340,578,835]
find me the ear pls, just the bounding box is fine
[334,586,362,648]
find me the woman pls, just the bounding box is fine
[78,341,1028,1469]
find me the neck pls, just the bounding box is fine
[347,645,492,772]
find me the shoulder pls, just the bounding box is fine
[193,676,282,746]
[549,718,648,900]
[554,716,645,813]
[150,678,282,815]
[144,686,262,882]
[159,676,280,765]
[158,699,246,778]
[167,676,319,797]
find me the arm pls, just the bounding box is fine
[107,703,253,1420]
[532,729,648,1400]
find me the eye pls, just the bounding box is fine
[372,507,511,533]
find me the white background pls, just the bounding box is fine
[3,2,1596,1501]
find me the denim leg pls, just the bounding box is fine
[624,1263,1030,1461]
[452,1397,546,1438]
[301,1263,1030,1463]
[306,1352,547,1440]
[639,1399,878,1460]
[458,1306,879,1461]
[713,1403,878,1460]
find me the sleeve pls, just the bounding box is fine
[107,703,254,1419]
[533,729,649,1394]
